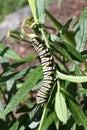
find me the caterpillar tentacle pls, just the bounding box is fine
[32,37,55,106]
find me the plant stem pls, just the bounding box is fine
[28,0,38,22]
[38,107,49,130]
[40,27,50,48]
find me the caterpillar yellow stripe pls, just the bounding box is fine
[22,17,55,105]
[32,36,55,106]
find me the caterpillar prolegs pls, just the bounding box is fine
[32,36,55,106]
[22,17,55,105]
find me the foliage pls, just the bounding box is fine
[0,0,87,130]
[0,0,28,22]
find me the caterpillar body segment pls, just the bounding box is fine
[32,36,55,106]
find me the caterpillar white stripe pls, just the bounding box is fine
[32,37,55,106]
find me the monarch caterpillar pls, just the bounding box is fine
[22,17,55,105]
[32,36,55,106]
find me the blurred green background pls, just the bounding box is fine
[0,0,28,22]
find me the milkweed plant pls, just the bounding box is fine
[0,0,87,130]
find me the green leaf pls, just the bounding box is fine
[48,85,57,107]
[77,87,87,96]
[32,80,43,90]
[55,91,67,123]
[61,41,85,63]
[6,79,15,91]
[60,18,74,35]
[45,0,53,6]
[54,115,60,130]
[68,98,87,128]
[66,116,76,130]
[9,121,19,130]
[16,54,36,63]
[75,7,87,52]
[62,89,87,128]
[0,43,21,60]
[29,106,43,121]
[0,56,8,63]
[38,107,50,130]
[74,63,85,76]
[36,0,46,24]
[51,42,73,62]
[0,55,36,83]
[19,126,25,130]
[50,34,85,63]
[41,112,55,130]
[46,10,76,47]
[0,102,5,120]
[53,53,69,73]
[0,68,30,82]
[9,114,30,130]
[28,0,38,22]
[3,65,42,115]
[56,70,87,83]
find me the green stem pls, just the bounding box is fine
[38,107,49,130]
[57,80,60,93]
[40,27,50,48]
[28,0,38,22]
[9,34,32,44]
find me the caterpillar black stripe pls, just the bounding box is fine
[32,36,55,106]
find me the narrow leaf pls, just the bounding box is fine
[38,107,50,130]
[9,121,19,130]
[51,43,73,62]
[0,56,8,63]
[50,34,85,63]
[16,55,36,63]
[61,40,86,63]
[0,43,21,60]
[0,68,30,82]
[45,0,53,6]
[36,0,46,24]
[0,102,5,120]
[62,89,87,128]
[77,88,87,96]
[28,0,38,22]
[46,10,76,47]
[75,7,87,52]
[41,112,55,130]
[56,70,87,83]
[60,18,74,35]
[3,65,42,115]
